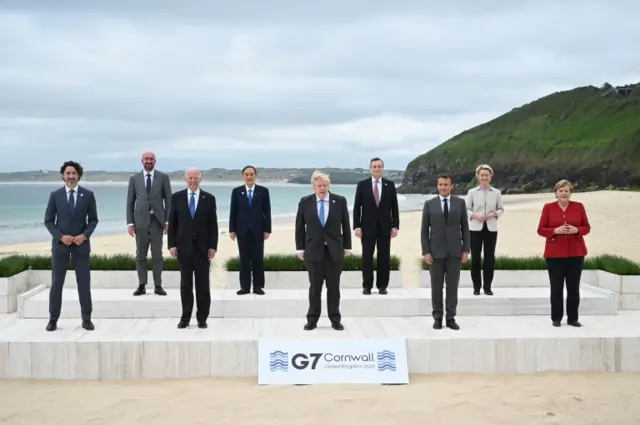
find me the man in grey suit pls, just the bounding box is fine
[421,173,470,330]
[44,161,99,332]
[295,171,352,331]
[126,151,172,296]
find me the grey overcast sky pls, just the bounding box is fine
[0,1,638,172]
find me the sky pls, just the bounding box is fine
[0,1,638,172]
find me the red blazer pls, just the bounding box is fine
[537,201,590,258]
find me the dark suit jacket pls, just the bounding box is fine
[420,195,470,259]
[167,188,218,257]
[352,177,400,232]
[228,184,272,236]
[295,192,352,262]
[44,186,99,254]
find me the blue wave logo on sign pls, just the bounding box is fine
[269,351,289,372]
[376,350,396,371]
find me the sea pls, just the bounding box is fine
[0,182,431,245]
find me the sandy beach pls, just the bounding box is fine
[1,190,639,424]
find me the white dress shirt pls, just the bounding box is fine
[465,186,504,232]
[188,187,201,211]
[65,185,79,205]
[371,177,382,201]
[144,168,155,186]
[439,194,451,211]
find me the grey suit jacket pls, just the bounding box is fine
[44,186,99,254]
[126,170,172,228]
[421,195,470,259]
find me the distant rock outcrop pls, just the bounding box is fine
[399,83,640,194]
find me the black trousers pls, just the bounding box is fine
[178,245,211,323]
[237,229,265,291]
[306,246,342,324]
[469,223,498,291]
[49,244,92,321]
[361,222,392,289]
[545,256,584,322]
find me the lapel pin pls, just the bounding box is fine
[241,192,244,195]
[80,193,84,197]
[332,200,335,203]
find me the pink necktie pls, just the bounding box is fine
[373,180,380,206]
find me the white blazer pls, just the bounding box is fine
[465,186,504,232]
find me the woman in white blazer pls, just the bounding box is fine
[465,164,504,296]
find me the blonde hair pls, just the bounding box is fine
[553,179,573,193]
[475,164,494,176]
[311,170,330,185]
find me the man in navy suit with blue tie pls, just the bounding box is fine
[229,166,272,295]
[44,161,99,332]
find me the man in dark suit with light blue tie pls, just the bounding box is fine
[229,165,272,295]
[44,161,99,332]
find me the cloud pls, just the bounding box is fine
[0,0,639,171]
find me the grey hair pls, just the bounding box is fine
[475,164,494,176]
[311,170,330,184]
[184,167,202,178]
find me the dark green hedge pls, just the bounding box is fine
[0,254,180,278]
[224,253,402,272]
[419,254,640,275]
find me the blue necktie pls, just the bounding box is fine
[189,192,196,218]
[248,189,253,206]
[69,189,76,217]
[319,199,325,227]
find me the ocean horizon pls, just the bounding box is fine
[0,182,430,245]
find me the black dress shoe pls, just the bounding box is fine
[133,285,146,296]
[484,289,494,296]
[82,320,94,331]
[363,288,371,295]
[378,288,388,295]
[304,322,317,331]
[237,289,250,295]
[433,319,443,330]
[552,320,561,327]
[46,320,57,332]
[198,322,208,329]
[473,290,480,296]
[332,322,344,331]
[154,286,167,296]
[177,320,189,329]
[446,319,460,330]
[568,320,582,327]
[253,288,265,295]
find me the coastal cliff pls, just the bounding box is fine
[399,83,640,194]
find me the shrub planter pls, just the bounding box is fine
[223,253,403,289]
[0,271,28,313]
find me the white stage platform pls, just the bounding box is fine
[18,286,618,319]
[1,313,639,379]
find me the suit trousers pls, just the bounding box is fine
[306,246,342,324]
[135,214,164,286]
[178,244,211,323]
[49,244,92,321]
[237,229,265,291]
[360,221,392,289]
[469,223,498,291]
[545,256,583,322]
[429,255,461,320]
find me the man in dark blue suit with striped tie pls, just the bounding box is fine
[44,161,99,332]
[229,165,272,295]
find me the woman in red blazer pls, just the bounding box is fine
[537,179,591,328]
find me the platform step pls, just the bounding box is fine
[1,313,639,379]
[19,286,618,319]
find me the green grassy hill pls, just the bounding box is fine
[399,83,640,194]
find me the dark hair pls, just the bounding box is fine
[60,161,84,179]
[370,157,384,166]
[437,173,453,182]
[242,165,257,175]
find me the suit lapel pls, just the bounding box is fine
[193,192,206,220]
[150,172,162,195]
